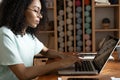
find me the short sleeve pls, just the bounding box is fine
[0,27,23,65]
[34,36,45,55]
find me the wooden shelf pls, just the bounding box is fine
[95,29,119,32]
[52,0,120,52]
[93,0,120,51]
[37,31,54,34]
[53,0,120,52]
[95,4,119,7]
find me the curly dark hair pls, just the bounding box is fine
[0,0,47,36]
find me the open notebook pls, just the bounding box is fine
[58,35,119,75]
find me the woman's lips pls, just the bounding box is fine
[36,20,40,24]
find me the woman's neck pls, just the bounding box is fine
[21,26,28,35]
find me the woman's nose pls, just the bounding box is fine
[38,13,43,19]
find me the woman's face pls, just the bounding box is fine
[25,0,42,28]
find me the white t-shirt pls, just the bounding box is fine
[0,26,44,80]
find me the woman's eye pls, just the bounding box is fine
[34,10,38,13]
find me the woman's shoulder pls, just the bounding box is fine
[0,26,15,37]
[0,26,14,34]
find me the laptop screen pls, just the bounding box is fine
[93,35,119,73]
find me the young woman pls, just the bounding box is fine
[0,0,81,80]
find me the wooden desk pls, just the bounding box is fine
[37,60,120,80]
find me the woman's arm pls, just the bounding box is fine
[40,46,74,59]
[9,61,62,80]
[9,52,80,80]
[9,46,81,80]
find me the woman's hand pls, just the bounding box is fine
[58,53,82,68]
[58,52,80,59]
[41,48,82,69]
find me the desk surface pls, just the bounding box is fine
[37,61,120,80]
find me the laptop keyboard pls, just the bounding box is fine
[75,61,94,71]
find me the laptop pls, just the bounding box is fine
[58,35,119,75]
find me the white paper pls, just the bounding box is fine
[111,77,120,80]
[95,0,109,3]
[58,77,62,80]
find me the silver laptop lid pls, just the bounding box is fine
[93,35,119,73]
